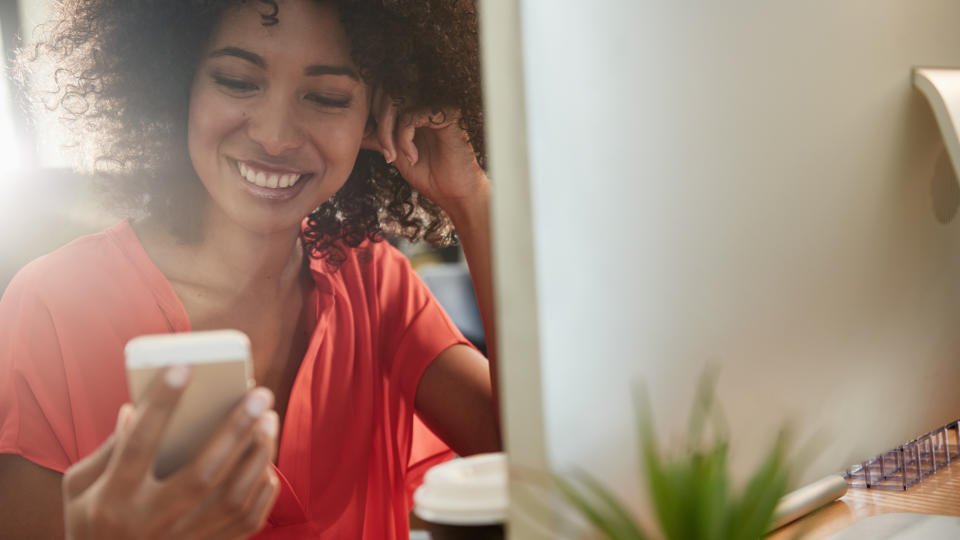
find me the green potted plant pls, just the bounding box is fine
[554,371,793,540]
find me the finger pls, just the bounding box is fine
[259,410,279,464]
[247,473,281,533]
[396,112,419,166]
[395,108,460,166]
[176,466,277,540]
[167,387,273,494]
[107,366,191,486]
[62,404,132,497]
[160,402,273,539]
[208,471,280,540]
[222,412,278,511]
[375,90,399,164]
[427,108,460,127]
[360,86,385,154]
[169,473,267,540]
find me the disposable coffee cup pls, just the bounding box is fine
[413,452,507,539]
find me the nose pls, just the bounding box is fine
[247,93,303,156]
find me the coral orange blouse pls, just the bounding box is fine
[0,220,462,538]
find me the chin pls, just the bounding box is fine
[237,212,309,236]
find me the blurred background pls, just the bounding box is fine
[0,0,116,294]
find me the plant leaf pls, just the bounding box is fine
[687,366,720,454]
[691,443,730,540]
[726,432,791,540]
[554,474,648,540]
[635,385,682,538]
[573,471,649,539]
[552,373,801,540]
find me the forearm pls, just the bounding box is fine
[443,177,502,447]
[0,454,64,540]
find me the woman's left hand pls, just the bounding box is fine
[361,88,488,214]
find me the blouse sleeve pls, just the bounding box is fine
[370,242,474,505]
[0,268,76,472]
[373,242,474,407]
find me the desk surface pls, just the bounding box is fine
[768,459,960,539]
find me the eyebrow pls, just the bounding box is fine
[208,46,359,80]
[209,47,265,68]
[305,64,359,80]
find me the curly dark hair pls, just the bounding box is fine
[19,0,484,268]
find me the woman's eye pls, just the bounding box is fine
[213,75,257,93]
[306,93,351,108]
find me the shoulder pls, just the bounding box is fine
[10,226,119,283]
[308,238,430,321]
[2,221,138,314]
[0,224,139,470]
[0,225,129,373]
[309,238,413,285]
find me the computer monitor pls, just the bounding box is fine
[481,0,960,533]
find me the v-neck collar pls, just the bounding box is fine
[105,219,341,525]
[107,219,191,333]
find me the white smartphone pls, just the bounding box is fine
[125,329,253,478]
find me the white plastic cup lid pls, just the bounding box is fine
[413,452,508,526]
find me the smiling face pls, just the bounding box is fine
[188,0,371,235]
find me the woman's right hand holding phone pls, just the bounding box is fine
[62,366,280,540]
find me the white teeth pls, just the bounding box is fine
[236,161,304,189]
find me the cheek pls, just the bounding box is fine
[188,87,247,162]
[311,112,369,167]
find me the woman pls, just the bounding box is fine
[0,0,500,538]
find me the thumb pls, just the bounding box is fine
[62,404,133,497]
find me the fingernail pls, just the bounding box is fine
[245,388,271,417]
[165,364,190,388]
[115,404,134,431]
[258,411,279,438]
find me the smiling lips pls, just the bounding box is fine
[237,161,308,189]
